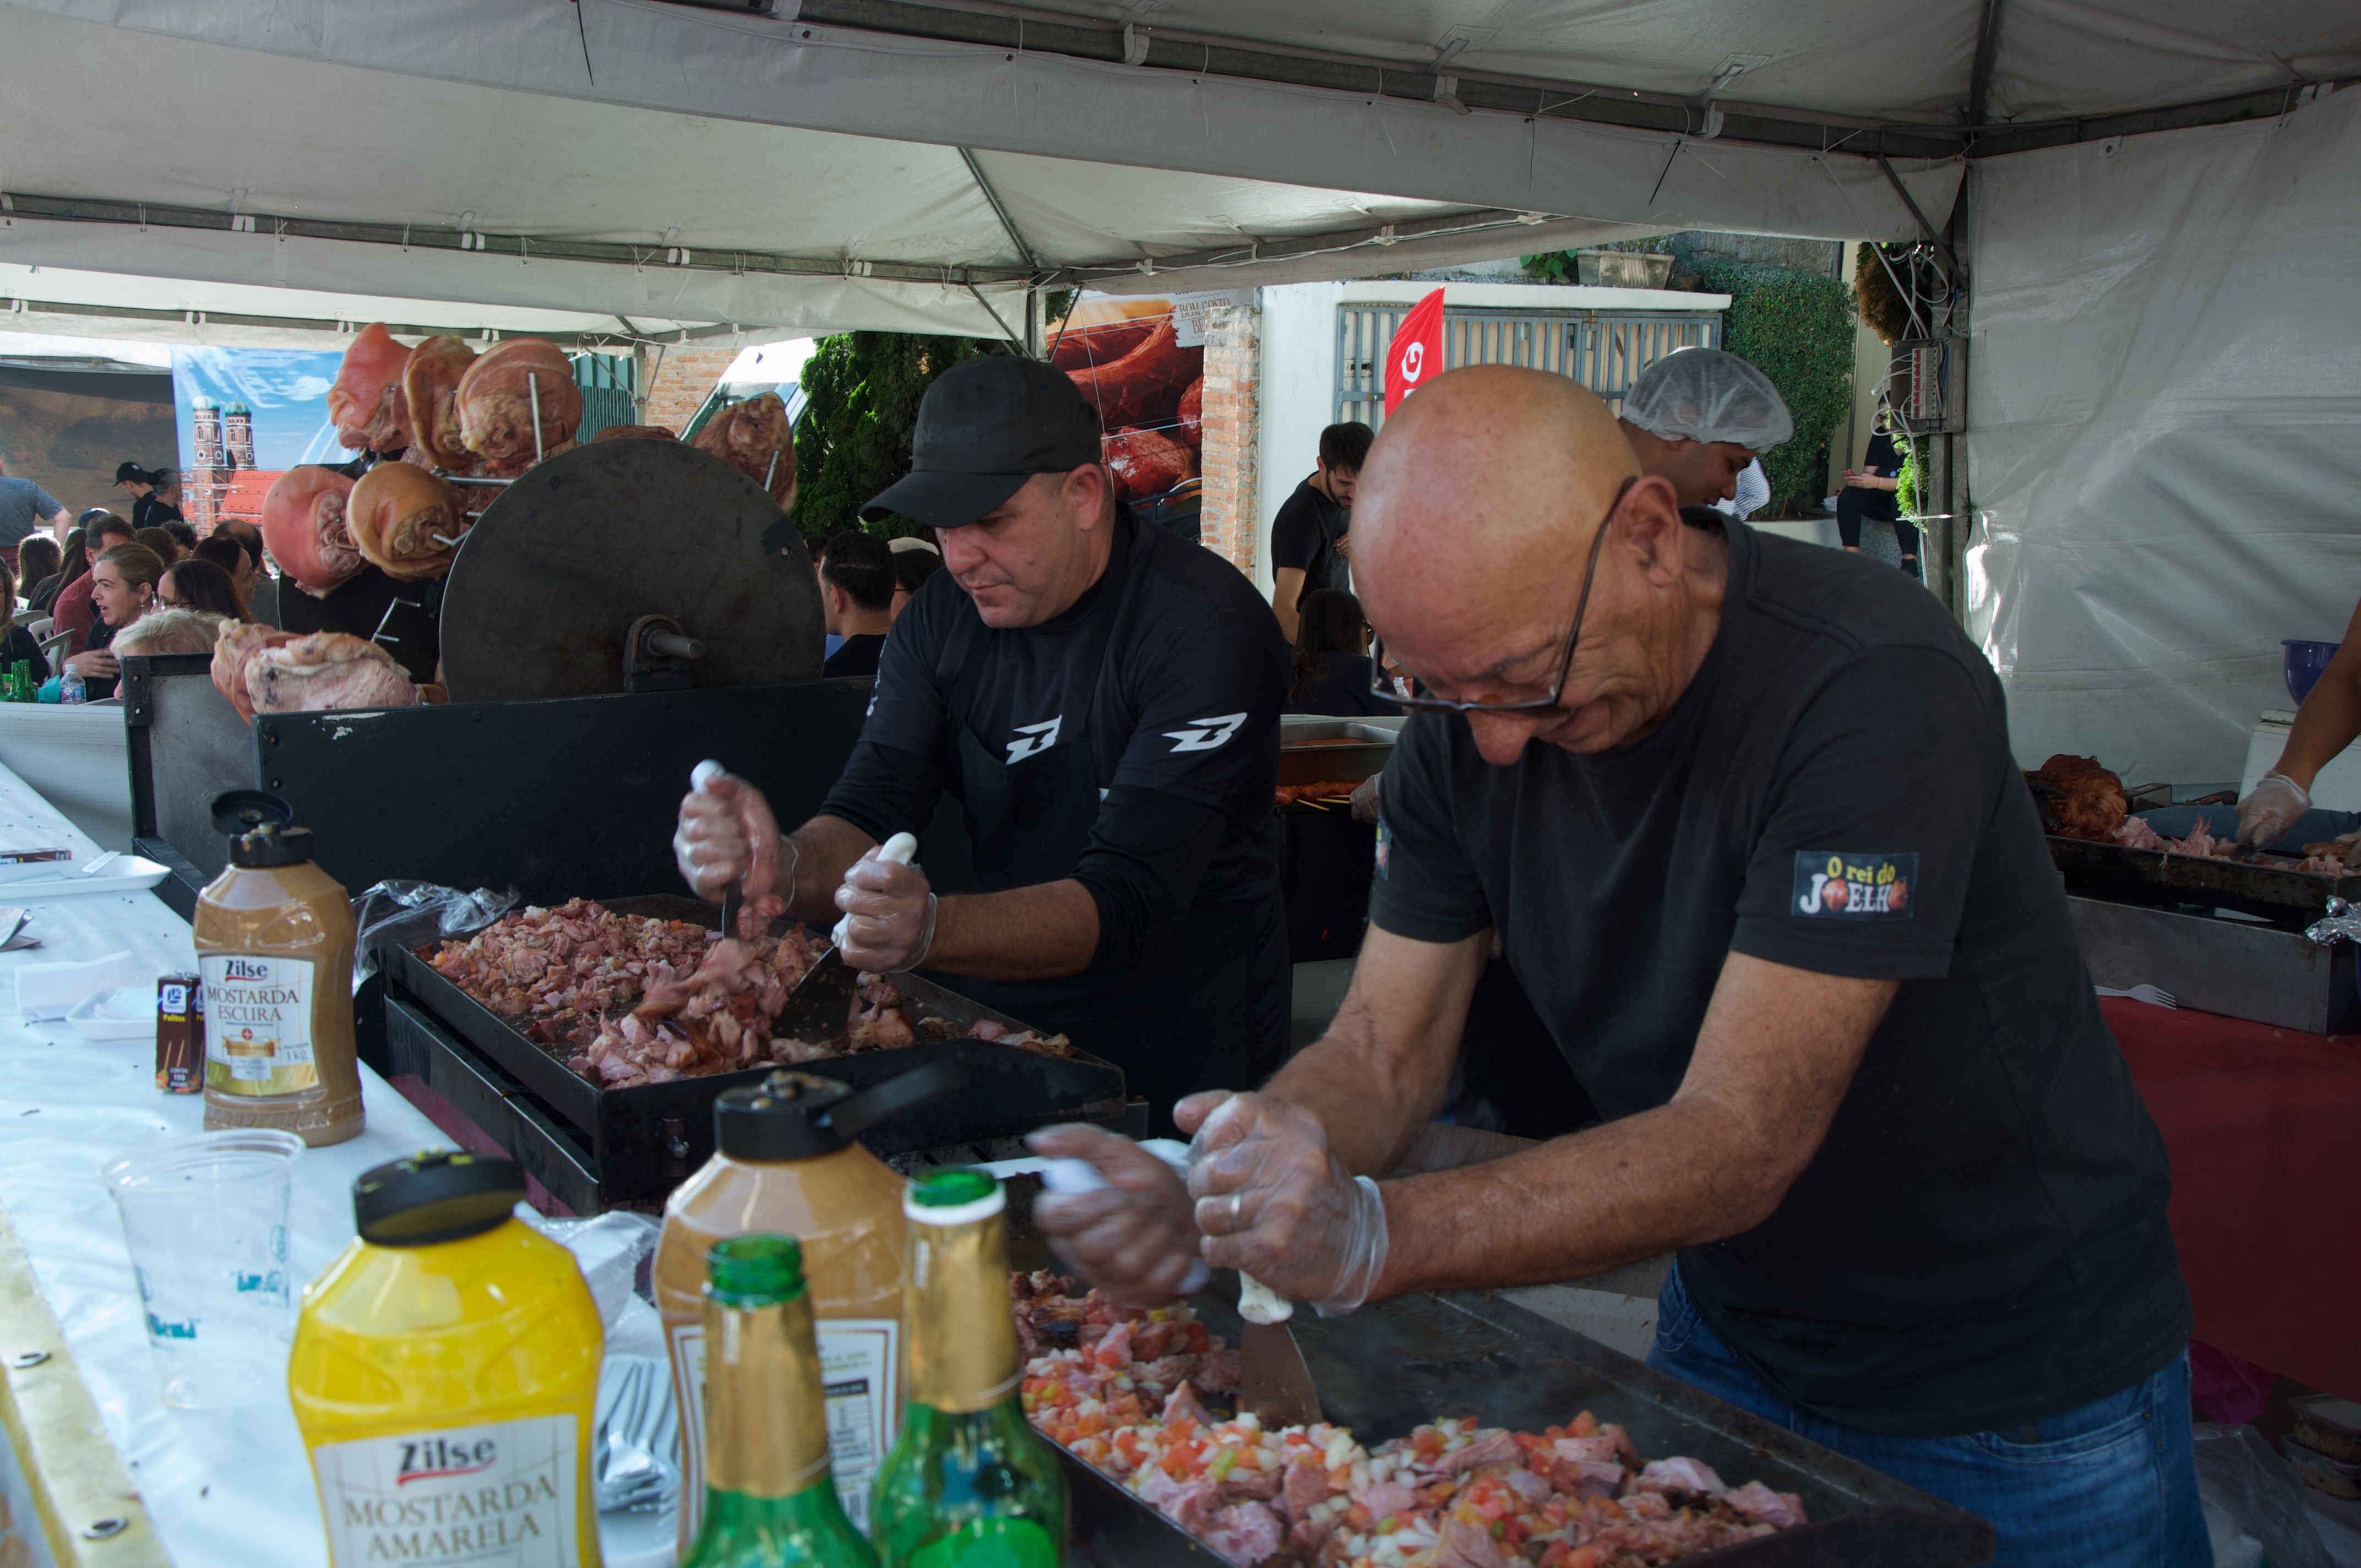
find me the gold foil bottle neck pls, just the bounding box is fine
[905,1205,1021,1414]
[703,1293,834,1498]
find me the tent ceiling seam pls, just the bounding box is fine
[1967,0,2008,126]
[954,146,1043,276]
[795,0,2352,161]
[0,292,741,347]
[1061,205,1564,280]
[0,191,1036,288]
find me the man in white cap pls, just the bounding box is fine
[1617,347,1793,511]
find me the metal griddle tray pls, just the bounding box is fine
[1054,1266,1993,1568]
[2047,834,2361,925]
[382,895,1127,1200]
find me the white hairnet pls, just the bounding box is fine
[1621,348,1793,451]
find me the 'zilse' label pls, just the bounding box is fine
[308,1415,580,1567]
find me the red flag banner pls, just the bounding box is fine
[1383,288,1446,417]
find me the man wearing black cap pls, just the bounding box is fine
[674,355,1292,1125]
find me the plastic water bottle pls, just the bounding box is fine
[59,669,85,705]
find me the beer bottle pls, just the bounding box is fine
[682,1234,879,1568]
[870,1170,1066,1567]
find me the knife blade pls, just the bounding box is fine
[775,832,920,1038]
[1237,1273,1323,1429]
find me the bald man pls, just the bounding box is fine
[1031,367,2203,1567]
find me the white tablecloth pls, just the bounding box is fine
[0,761,671,1567]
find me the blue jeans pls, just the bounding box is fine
[1647,1264,2208,1568]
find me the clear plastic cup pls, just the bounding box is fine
[100,1128,304,1408]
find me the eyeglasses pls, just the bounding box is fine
[1369,477,1635,714]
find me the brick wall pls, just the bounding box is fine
[638,345,739,433]
[1196,304,1259,581]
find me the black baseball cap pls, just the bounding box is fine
[861,355,1100,529]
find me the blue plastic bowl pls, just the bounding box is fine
[2284,640,2340,705]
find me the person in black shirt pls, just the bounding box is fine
[1031,367,2202,1567]
[113,462,185,532]
[1283,589,1398,718]
[675,356,1290,1128]
[818,532,894,680]
[1269,422,1370,641]
[1840,411,1914,576]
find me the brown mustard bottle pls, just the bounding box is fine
[656,1060,966,1554]
[195,791,363,1146]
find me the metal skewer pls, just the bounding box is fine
[443,474,515,487]
[763,450,779,493]
[527,372,545,465]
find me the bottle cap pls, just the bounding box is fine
[713,1057,971,1161]
[705,1233,806,1306]
[352,1149,525,1246]
[905,1166,1005,1225]
[211,790,314,868]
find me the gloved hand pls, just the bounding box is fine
[1349,771,1383,825]
[674,768,792,903]
[834,847,938,970]
[1178,1091,1389,1316]
[1025,1124,1204,1308]
[2235,771,2310,848]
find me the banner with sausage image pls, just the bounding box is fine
[1053,291,1248,508]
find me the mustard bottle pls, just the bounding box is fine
[291,1150,604,1568]
[196,790,363,1145]
[656,1059,967,1551]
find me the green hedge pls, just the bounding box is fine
[791,331,994,538]
[1691,260,1856,515]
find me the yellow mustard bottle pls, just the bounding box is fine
[656,1060,967,1553]
[197,790,363,1145]
[291,1151,604,1568]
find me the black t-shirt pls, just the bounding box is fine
[1369,522,2188,1436]
[1270,479,1350,597]
[132,494,184,532]
[823,511,1289,915]
[823,633,886,680]
[276,567,439,683]
[0,624,51,685]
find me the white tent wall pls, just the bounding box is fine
[1963,85,2361,787]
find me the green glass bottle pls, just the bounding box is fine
[870,1170,1067,1567]
[681,1234,880,1568]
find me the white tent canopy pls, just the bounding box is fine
[0,0,2007,341]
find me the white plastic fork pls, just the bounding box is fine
[2095,983,2178,1009]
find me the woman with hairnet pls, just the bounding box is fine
[1615,347,1793,511]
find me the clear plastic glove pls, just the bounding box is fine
[835,848,937,970]
[1349,772,1382,825]
[673,769,790,903]
[1025,1124,1204,1308]
[2235,771,2310,848]
[1177,1091,1388,1317]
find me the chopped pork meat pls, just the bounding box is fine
[2165,814,2235,860]
[1018,1275,1809,1567]
[2297,853,2349,875]
[2112,815,2163,850]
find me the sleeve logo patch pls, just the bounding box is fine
[1793,852,1917,919]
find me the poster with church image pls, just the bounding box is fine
[171,346,356,530]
